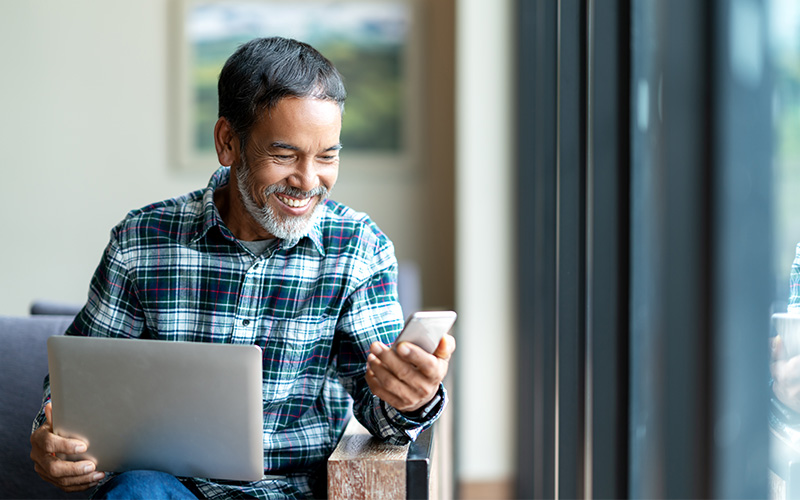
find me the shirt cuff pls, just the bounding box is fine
[31,396,50,434]
[31,374,52,434]
[400,393,443,421]
[380,383,447,440]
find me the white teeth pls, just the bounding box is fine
[277,195,311,208]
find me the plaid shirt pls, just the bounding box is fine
[34,167,444,499]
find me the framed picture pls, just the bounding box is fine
[171,0,423,172]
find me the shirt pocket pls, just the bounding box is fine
[260,317,334,406]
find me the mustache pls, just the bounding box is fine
[264,184,328,200]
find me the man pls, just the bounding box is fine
[30,37,455,499]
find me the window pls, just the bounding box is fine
[767,0,800,498]
[516,0,775,497]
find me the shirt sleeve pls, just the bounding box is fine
[32,229,146,433]
[69,229,147,340]
[31,375,51,434]
[334,250,447,445]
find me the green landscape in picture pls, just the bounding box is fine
[188,2,409,156]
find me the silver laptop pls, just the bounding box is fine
[47,336,264,482]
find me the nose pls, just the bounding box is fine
[288,156,318,193]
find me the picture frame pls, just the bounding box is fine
[170,0,423,173]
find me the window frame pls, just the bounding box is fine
[515,0,772,497]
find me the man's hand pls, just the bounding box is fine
[30,403,105,492]
[366,334,456,413]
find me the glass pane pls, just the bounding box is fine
[768,0,800,498]
[628,1,663,495]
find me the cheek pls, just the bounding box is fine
[244,178,272,207]
[322,168,339,191]
[248,171,281,200]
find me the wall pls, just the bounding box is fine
[455,0,516,489]
[0,0,431,315]
[0,0,514,491]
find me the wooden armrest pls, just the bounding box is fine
[327,419,435,500]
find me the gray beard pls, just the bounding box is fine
[235,159,327,242]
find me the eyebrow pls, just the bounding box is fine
[270,142,342,152]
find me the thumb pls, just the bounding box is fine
[773,335,789,361]
[434,334,455,360]
[44,402,53,426]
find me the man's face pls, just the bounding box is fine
[234,97,342,241]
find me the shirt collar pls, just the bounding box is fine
[189,166,326,256]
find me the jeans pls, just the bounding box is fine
[92,470,199,499]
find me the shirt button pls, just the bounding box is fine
[242,319,250,326]
[254,262,260,269]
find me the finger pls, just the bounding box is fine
[34,429,88,457]
[433,334,456,360]
[35,456,101,481]
[366,369,417,411]
[370,341,389,356]
[32,450,104,491]
[368,342,443,409]
[374,342,428,381]
[394,342,448,380]
[48,457,99,479]
[366,364,402,408]
[370,342,408,374]
[34,471,100,493]
[367,357,434,409]
[35,464,103,492]
[37,403,87,455]
[31,438,92,473]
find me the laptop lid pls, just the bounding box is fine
[47,336,264,482]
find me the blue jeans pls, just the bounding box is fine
[92,470,199,499]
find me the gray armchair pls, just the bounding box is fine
[0,314,82,499]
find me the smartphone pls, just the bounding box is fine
[393,311,457,354]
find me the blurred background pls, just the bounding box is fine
[8,0,798,498]
[0,0,514,497]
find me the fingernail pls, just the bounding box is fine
[83,463,95,474]
[74,443,87,454]
[371,343,385,354]
[398,343,411,356]
[92,472,105,481]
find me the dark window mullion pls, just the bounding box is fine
[585,0,630,498]
[556,0,587,498]
[516,0,558,498]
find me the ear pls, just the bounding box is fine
[214,117,240,167]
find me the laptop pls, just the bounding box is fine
[47,336,264,482]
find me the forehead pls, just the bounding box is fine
[252,97,342,139]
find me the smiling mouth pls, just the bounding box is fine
[276,194,312,208]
